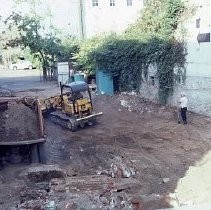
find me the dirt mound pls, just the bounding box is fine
[0,101,40,142]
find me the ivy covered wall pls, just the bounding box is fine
[73,0,189,104]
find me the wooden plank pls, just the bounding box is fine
[0,138,46,146]
[63,175,141,193]
[76,112,103,122]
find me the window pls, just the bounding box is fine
[110,0,115,6]
[196,18,201,28]
[127,0,132,6]
[92,0,98,7]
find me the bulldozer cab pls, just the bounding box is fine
[60,81,93,117]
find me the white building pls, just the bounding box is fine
[66,0,144,38]
[174,0,211,116]
[141,0,211,117]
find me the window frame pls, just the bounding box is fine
[110,0,115,6]
[127,0,133,6]
[92,0,99,7]
[196,18,201,28]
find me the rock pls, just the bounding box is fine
[99,196,109,205]
[20,189,48,203]
[0,175,4,184]
[131,196,143,210]
[162,178,170,183]
[5,114,9,119]
[50,178,66,193]
[62,202,78,210]
[26,165,66,182]
[120,100,130,108]
[66,168,77,177]
[18,199,43,210]
[140,193,161,202]
[109,192,131,209]
[45,200,56,209]
[111,163,135,178]
[35,182,50,191]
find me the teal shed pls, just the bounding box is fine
[96,70,114,95]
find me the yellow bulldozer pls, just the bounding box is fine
[25,81,103,131]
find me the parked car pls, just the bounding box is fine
[10,60,34,70]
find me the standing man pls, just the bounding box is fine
[69,63,75,83]
[179,92,188,124]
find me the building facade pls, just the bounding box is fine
[65,0,144,38]
[140,0,211,117]
[81,0,144,38]
[181,0,211,116]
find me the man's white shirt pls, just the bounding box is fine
[180,96,188,108]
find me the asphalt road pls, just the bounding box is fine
[0,69,52,91]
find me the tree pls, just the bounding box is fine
[0,15,22,65]
[5,12,78,79]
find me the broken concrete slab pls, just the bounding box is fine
[24,165,66,182]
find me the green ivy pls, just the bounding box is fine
[74,0,189,103]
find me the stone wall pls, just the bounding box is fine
[171,76,211,117]
[139,73,211,117]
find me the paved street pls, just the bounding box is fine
[0,69,56,92]
[0,69,42,91]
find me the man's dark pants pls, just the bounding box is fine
[181,107,187,124]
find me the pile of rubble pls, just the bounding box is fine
[119,92,175,119]
[17,164,141,209]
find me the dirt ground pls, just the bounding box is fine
[0,90,211,209]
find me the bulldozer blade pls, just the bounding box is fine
[76,112,103,122]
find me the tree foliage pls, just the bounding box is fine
[0,15,22,65]
[127,0,185,39]
[72,35,106,74]
[5,12,78,75]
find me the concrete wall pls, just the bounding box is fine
[139,0,211,117]
[50,0,82,37]
[177,0,211,116]
[62,0,143,38]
